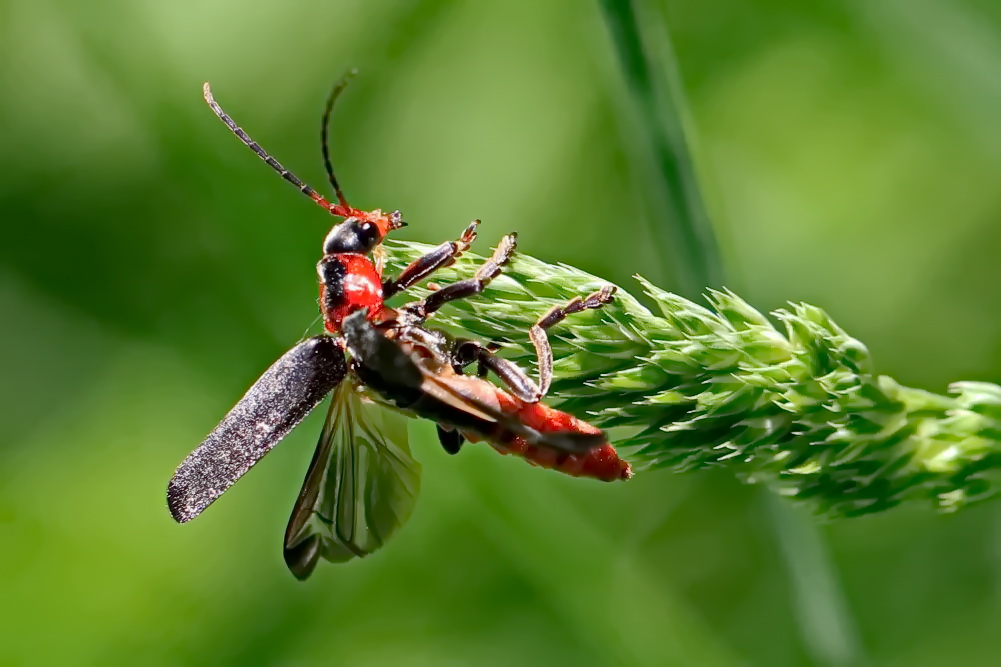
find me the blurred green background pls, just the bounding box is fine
[3,0,1001,665]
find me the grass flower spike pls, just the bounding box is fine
[385,239,1001,519]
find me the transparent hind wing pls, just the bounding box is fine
[283,380,420,580]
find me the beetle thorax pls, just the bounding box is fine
[317,254,387,333]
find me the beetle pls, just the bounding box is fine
[167,76,628,579]
[342,288,633,482]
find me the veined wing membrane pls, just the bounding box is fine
[167,336,346,523]
[284,380,420,579]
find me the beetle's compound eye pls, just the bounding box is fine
[323,218,381,254]
[355,220,380,247]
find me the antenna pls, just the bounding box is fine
[320,69,358,210]
[202,82,351,217]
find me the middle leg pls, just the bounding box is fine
[528,286,616,400]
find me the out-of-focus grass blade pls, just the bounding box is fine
[597,3,862,664]
[598,0,724,296]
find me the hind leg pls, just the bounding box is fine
[528,285,616,400]
[452,286,617,403]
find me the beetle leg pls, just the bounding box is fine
[381,221,479,298]
[453,340,539,403]
[401,233,517,320]
[436,424,465,455]
[449,286,616,403]
[528,286,616,400]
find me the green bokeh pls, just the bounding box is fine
[3,0,1001,665]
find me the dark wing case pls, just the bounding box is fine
[167,335,346,523]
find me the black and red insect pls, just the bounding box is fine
[167,75,631,579]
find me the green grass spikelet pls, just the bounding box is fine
[385,239,1001,518]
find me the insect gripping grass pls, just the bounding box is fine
[168,76,631,579]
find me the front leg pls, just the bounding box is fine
[401,233,517,321]
[381,221,479,299]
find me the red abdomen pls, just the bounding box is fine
[318,253,388,333]
[491,392,632,481]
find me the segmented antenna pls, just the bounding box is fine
[202,82,352,217]
[320,69,358,210]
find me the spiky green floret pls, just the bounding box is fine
[384,239,1001,518]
